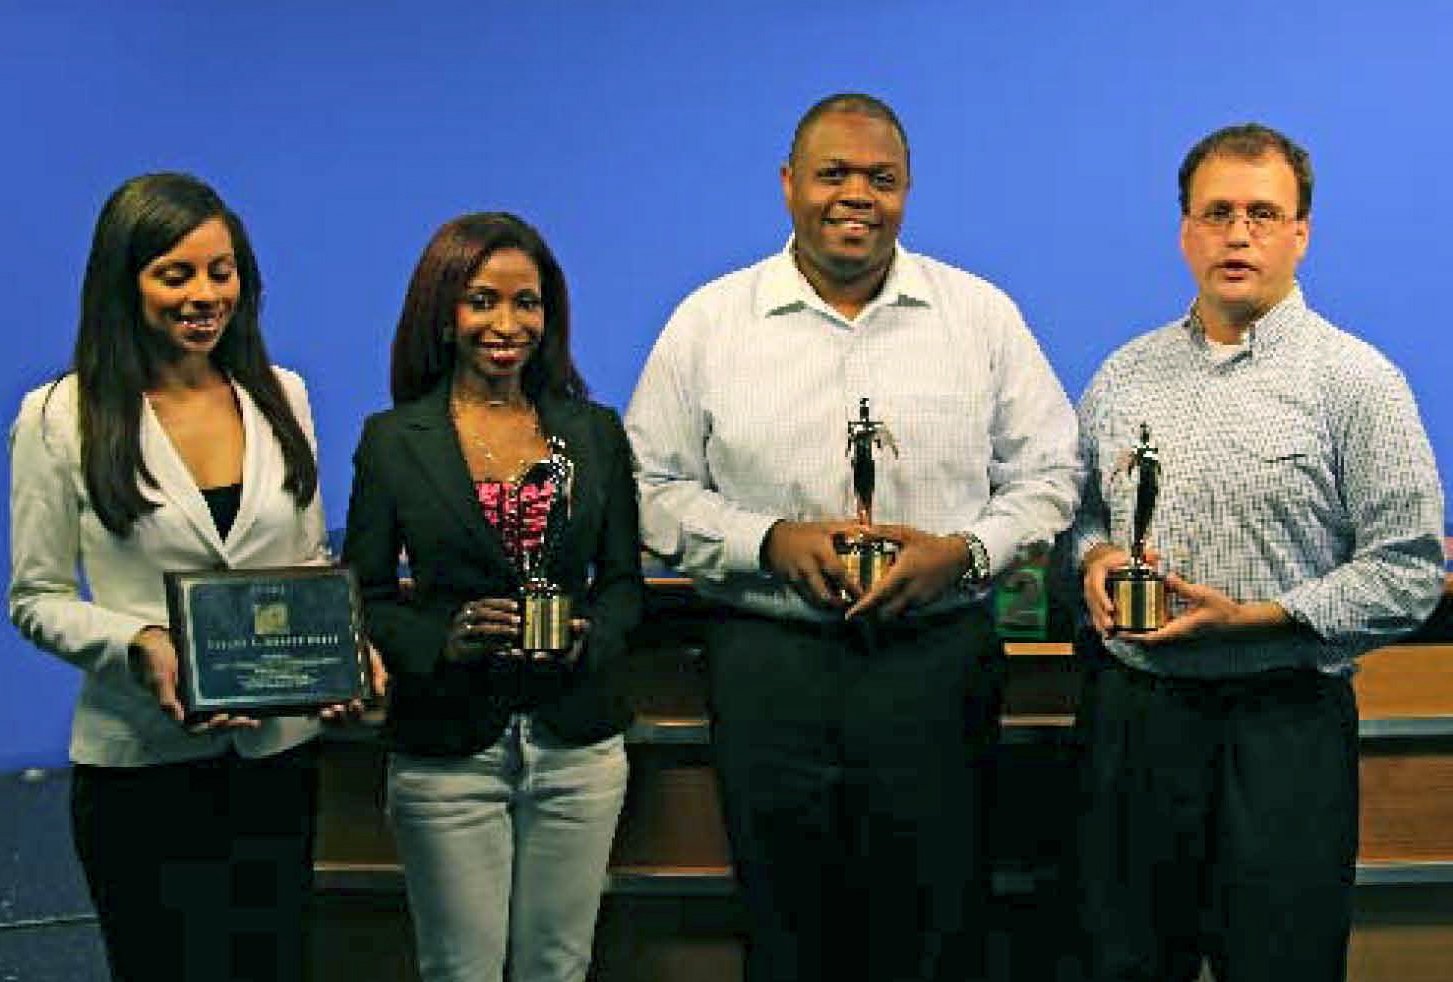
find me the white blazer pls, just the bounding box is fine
[8,369,327,766]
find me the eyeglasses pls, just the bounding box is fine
[1190,203,1296,237]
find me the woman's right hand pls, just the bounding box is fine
[127,626,185,722]
[126,626,259,731]
[444,598,521,662]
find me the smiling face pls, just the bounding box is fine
[782,110,908,296]
[1179,152,1309,339]
[136,216,240,358]
[452,247,545,386]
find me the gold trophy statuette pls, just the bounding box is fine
[833,397,899,592]
[518,438,574,655]
[1107,423,1167,633]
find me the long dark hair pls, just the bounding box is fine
[72,172,318,536]
[390,212,586,405]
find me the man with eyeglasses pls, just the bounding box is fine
[627,93,1079,981]
[1072,123,1445,981]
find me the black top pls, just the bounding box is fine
[200,482,242,541]
[342,384,644,756]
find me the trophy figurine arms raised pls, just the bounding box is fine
[1107,422,1168,632]
[834,397,900,592]
[519,437,575,655]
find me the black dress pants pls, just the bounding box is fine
[706,606,1004,982]
[70,740,320,982]
[1078,652,1358,982]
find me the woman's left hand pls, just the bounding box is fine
[318,642,390,723]
[188,713,262,734]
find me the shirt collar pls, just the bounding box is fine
[1182,283,1307,358]
[756,238,932,322]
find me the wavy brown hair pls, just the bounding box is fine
[390,212,586,406]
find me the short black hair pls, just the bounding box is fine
[1178,123,1314,219]
[788,93,910,172]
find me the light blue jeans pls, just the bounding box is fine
[388,716,628,982]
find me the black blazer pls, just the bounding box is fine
[342,382,643,756]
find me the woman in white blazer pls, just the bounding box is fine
[9,173,332,982]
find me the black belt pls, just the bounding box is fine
[1102,652,1346,704]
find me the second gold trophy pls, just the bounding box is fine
[834,397,899,593]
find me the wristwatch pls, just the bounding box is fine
[950,531,991,591]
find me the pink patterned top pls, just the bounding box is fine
[474,478,557,568]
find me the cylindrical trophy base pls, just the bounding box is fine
[834,534,899,593]
[521,585,573,653]
[1108,565,1167,633]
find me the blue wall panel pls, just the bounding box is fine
[2,1,1449,767]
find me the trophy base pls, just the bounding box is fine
[833,533,899,593]
[1107,565,1167,633]
[521,585,573,653]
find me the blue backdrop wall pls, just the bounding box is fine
[3,1,1449,769]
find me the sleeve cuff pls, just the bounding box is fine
[1068,522,1114,570]
[1271,585,1328,641]
[105,616,155,677]
[723,511,786,576]
[967,520,1025,579]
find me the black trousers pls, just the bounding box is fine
[70,740,320,982]
[706,606,1005,982]
[1077,652,1358,982]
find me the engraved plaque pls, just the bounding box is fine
[165,565,368,719]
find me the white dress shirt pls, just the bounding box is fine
[626,242,1080,622]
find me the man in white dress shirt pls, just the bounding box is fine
[626,93,1080,982]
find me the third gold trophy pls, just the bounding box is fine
[1107,423,1167,632]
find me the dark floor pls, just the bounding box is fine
[0,768,1183,982]
[2,767,1089,982]
[0,768,108,981]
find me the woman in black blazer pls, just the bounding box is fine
[343,212,643,982]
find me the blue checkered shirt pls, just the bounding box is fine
[627,243,1080,623]
[1071,287,1445,676]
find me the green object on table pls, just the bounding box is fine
[994,564,1048,640]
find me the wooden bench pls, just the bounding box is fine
[311,583,1453,981]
